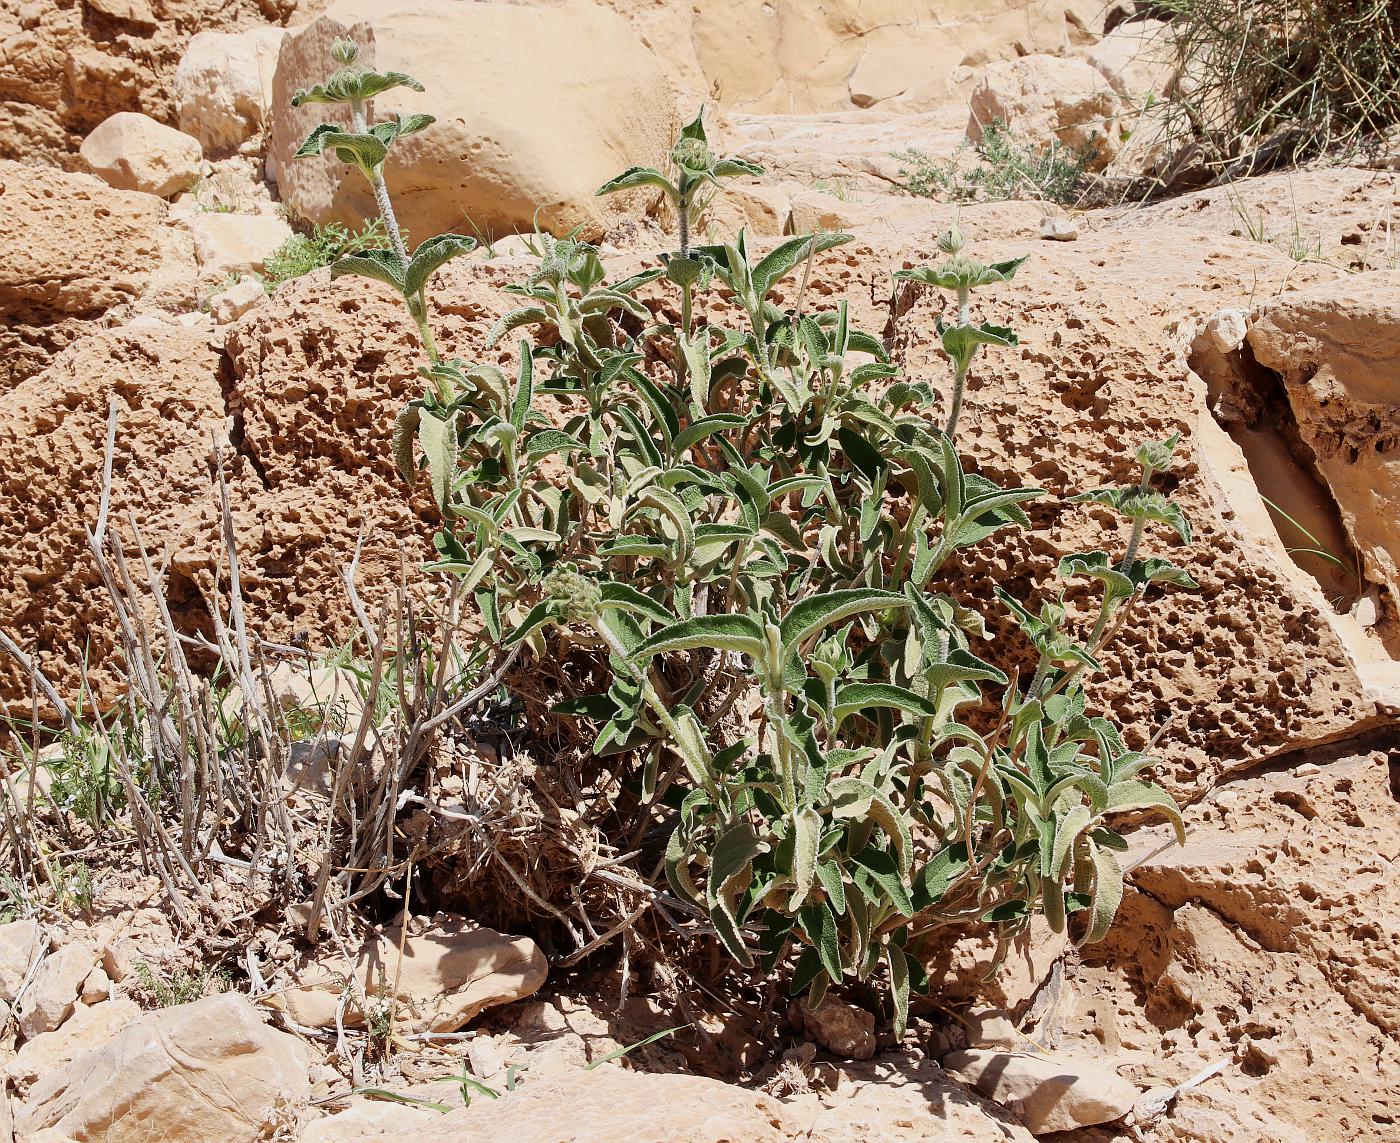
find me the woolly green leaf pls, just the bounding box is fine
[1105,780,1186,844]
[790,807,823,912]
[752,232,854,301]
[779,589,907,653]
[712,158,765,179]
[833,682,939,726]
[330,249,405,293]
[417,409,457,515]
[524,429,587,460]
[596,166,678,199]
[827,777,912,874]
[392,402,420,483]
[598,583,676,627]
[886,942,911,1039]
[707,822,766,968]
[674,414,746,455]
[404,233,477,296]
[632,614,766,663]
[1079,843,1124,946]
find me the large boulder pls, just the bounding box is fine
[966,54,1127,169]
[17,992,312,1142]
[0,160,194,386]
[78,111,203,197]
[175,28,288,154]
[268,0,678,240]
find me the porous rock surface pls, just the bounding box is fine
[0,160,194,386]
[0,0,313,166]
[1247,272,1400,648]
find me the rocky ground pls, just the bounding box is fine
[1,2,1398,1142]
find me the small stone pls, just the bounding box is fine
[1040,215,1078,241]
[87,0,156,25]
[796,995,876,1060]
[18,942,97,1040]
[209,277,266,325]
[944,1048,1140,1134]
[467,1035,505,1079]
[1204,308,1249,355]
[187,213,293,278]
[79,113,203,198]
[1293,762,1323,777]
[965,1008,1023,1049]
[79,966,111,1005]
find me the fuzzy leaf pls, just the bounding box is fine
[404,233,477,296]
[632,614,766,662]
[779,589,907,653]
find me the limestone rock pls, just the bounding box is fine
[1246,272,1400,648]
[810,1052,1036,1141]
[1083,19,1176,100]
[209,276,267,325]
[1039,215,1078,241]
[795,996,876,1060]
[17,941,97,1040]
[0,918,45,1002]
[967,55,1126,170]
[282,915,546,1032]
[944,1048,1139,1134]
[411,1066,801,1142]
[303,1100,439,1141]
[187,212,293,278]
[6,996,142,1088]
[269,0,678,241]
[175,28,287,154]
[0,326,230,705]
[18,993,312,1143]
[0,161,176,386]
[79,112,203,198]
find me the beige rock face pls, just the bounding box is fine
[186,211,294,277]
[17,941,97,1040]
[1246,273,1400,651]
[944,1048,1140,1133]
[967,54,1126,169]
[6,996,142,1088]
[269,0,678,241]
[175,28,287,154]
[0,161,183,386]
[79,111,203,197]
[0,326,230,704]
[0,918,45,1002]
[1082,18,1176,100]
[282,915,546,1032]
[412,1066,800,1142]
[1067,737,1400,1143]
[0,0,309,166]
[809,1053,1036,1140]
[18,993,312,1143]
[601,0,1099,114]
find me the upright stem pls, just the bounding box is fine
[677,179,691,256]
[946,361,969,439]
[351,98,409,269]
[947,286,972,438]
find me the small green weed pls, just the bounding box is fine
[132,961,232,1008]
[261,219,392,291]
[896,120,1095,205]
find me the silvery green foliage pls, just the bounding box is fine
[304,82,1197,1034]
[291,41,475,384]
